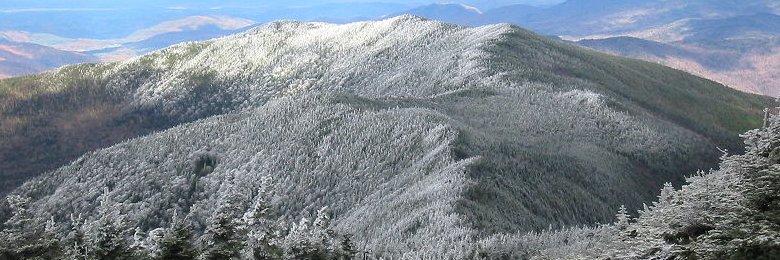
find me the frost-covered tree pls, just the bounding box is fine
[66,214,89,260]
[656,182,674,208]
[614,205,630,230]
[200,188,245,260]
[337,234,357,260]
[505,112,780,259]
[154,212,198,260]
[0,195,62,259]
[242,186,283,259]
[279,206,355,260]
[88,188,132,259]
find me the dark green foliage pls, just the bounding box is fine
[155,214,198,260]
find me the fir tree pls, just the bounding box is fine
[89,188,132,259]
[0,195,63,259]
[242,186,282,259]
[200,191,245,260]
[615,205,630,230]
[155,212,198,260]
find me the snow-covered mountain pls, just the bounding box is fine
[0,16,772,258]
[399,0,780,96]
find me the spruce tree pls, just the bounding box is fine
[156,212,197,260]
[66,214,89,260]
[200,192,245,260]
[89,188,132,260]
[243,186,282,259]
[0,195,63,259]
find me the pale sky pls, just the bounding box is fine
[0,0,567,9]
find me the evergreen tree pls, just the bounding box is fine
[200,191,245,260]
[40,216,64,259]
[66,214,89,260]
[281,206,355,260]
[283,217,318,259]
[89,188,132,259]
[0,195,33,258]
[130,227,148,258]
[656,182,674,208]
[155,212,198,260]
[337,234,357,260]
[0,195,63,259]
[615,205,630,230]
[242,186,282,260]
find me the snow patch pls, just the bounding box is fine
[557,89,605,107]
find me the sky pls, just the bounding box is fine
[0,0,566,40]
[0,0,567,10]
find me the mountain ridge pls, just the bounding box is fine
[0,16,773,258]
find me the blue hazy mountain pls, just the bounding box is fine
[0,38,98,79]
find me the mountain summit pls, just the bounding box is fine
[0,16,772,258]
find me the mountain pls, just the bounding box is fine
[513,0,779,36]
[479,113,780,259]
[577,13,780,96]
[395,3,484,25]
[0,16,772,258]
[394,1,780,95]
[1,15,256,61]
[0,39,97,79]
[399,0,778,36]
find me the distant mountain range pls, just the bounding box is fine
[0,39,97,79]
[0,15,255,77]
[398,0,780,96]
[438,0,779,36]
[2,0,778,96]
[575,12,780,96]
[0,16,771,258]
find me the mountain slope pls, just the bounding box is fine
[477,112,780,259]
[0,16,773,258]
[0,39,97,78]
[577,13,780,96]
[392,1,780,95]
